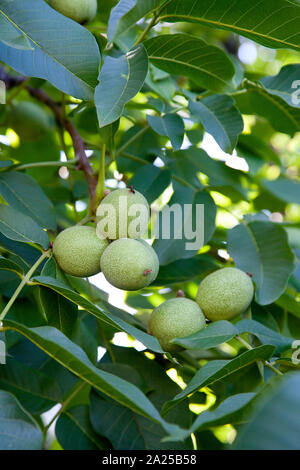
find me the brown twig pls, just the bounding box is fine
[0,67,24,88]
[0,66,97,210]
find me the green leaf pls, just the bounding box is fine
[116,124,162,173]
[39,287,78,338]
[228,221,295,305]
[145,70,176,102]
[67,275,108,303]
[41,256,69,285]
[163,345,275,415]
[144,34,235,92]
[0,160,15,170]
[0,357,62,414]
[153,182,217,265]
[167,152,203,191]
[108,0,161,45]
[32,276,163,353]
[234,372,300,449]
[0,390,43,450]
[238,134,280,165]
[0,172,56,230]
[153,254,218,286]
[90,392,147,450]
[7,296,47,329]
[0,0,100,100]
[95,45,148,127]
[189,95,244,153]
[237,134,280,176]
[104,344,185,397]
[192,392,256,431]
[2,320,183,437]
[276,291,300,319]
[56,405,108,450]
[147,114,185,151]
[10,133,60,167]
[0,255,23,276]
[39,359,79,402]
[99,120,120,152]
[0,204,49,249]
[262,178,300,205]
[234,85,300,135]
[237,319,294,355]
[90,391,190,450]
[71,315,98,364]
[165,392,257,442]
[260,64,300,108]
[173,321,239,350]
[169,147,246,199]
[0,234,41,271]
[0,15,33,50]
[99,363,146,390]
[162,0,300,52]
[130,164,171,204]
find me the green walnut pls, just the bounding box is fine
[97,188,149,240]
[137,238,159,279]
[48,0,97,23]
[100,238,159,291]
[149,298,206,352]
[53,226,108,277]
[9,102,51,141]
[196,267,254,321]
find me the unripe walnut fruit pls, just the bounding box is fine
[149,298,206,352]
[48,0,97,23]
[196,267,254,321]
[100,238,159,291]
[97,188,150,240]
[53,226,108,277]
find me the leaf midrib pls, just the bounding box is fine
[4,322,164,428]
[148,54,231,88]
[159,14,300,51]
[0,9,94,93]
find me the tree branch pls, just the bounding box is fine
[0,66,97,211]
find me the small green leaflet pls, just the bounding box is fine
[0,390,43,450]
[260,64,300,108]
[147,113,185,151]
[163,345,275,415]
[96,45,148,127]
[189,95,244,153]
[173,321,239,350]
[0,204,49,249]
